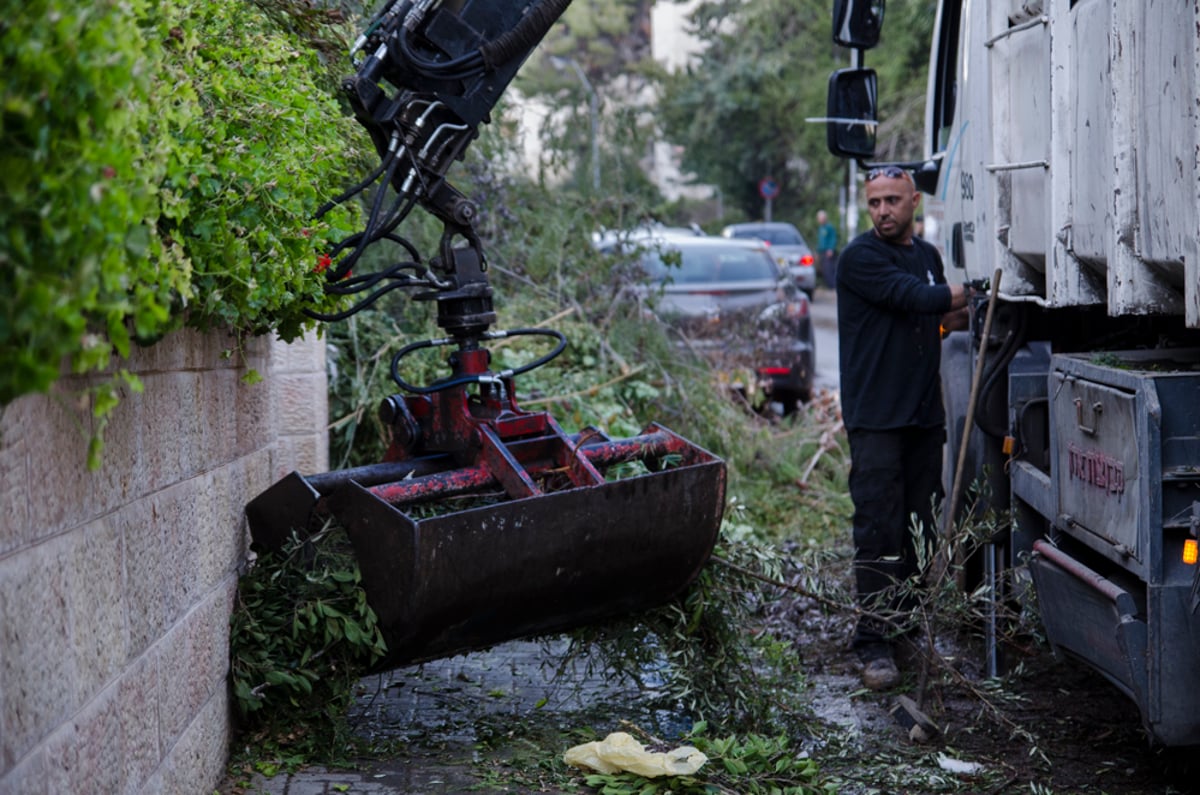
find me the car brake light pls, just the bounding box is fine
[800,254,814,266]
[758,367,791,376]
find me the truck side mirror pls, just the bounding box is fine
[833,0,885,50]
[913,159,942,195]
[826,68,878,159]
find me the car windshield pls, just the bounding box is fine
[730,227,805,246]
[643,244,778,283]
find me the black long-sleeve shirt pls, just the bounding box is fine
[836,231,953,431]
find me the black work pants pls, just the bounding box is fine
[847,426,945,648]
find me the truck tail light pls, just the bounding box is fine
[1184,539,1198,565]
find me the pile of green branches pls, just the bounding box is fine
[230,524,386,760]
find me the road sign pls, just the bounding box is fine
[758,176,780,200]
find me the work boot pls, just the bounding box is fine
[857,643,901,691]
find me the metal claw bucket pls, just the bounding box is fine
[246,423,725,668]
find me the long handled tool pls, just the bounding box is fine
[944,267,1003,675]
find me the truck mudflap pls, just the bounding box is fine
[1029,538,1200,745]
[1029,540,1149,711]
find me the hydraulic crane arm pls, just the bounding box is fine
[247,0,728,669]
[313,0,571,327]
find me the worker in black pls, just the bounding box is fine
[836,166,971,690]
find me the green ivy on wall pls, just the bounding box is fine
[1,0,363,462]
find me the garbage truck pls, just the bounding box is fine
[826,0,1200,746]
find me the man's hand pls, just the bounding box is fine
[948,282,972,310]
[941,283,973,333]
[941,305,970,333]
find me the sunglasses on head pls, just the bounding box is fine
[865,166,909,182]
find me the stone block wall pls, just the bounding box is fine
[0,327,328,794]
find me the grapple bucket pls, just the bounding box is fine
[246,243,727,667]
[247,422,725,668]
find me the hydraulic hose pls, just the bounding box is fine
[973,303,1028,439]
[389,328,568,394]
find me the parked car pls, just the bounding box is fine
[720,222,816,296]
[592,222,704,251]
[618,235,815,411]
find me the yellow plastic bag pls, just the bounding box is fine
[564,731,708,778]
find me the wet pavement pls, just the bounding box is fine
[228,632,874,795]
[228,639,691,794]
[808,286,839,394]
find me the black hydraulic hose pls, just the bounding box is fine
[323,190,419,298]
[973,305,1028,439]
[397,30,485,78]
[305,276,424,322]
[321,260,423,298]
[304,235,430,321]
[478,0,572,69]
[491,329,569,378]
[377,192,421,239]
[314,159,388,219]
[389,328,568,394]
[322,233,423,294]
[1013,396,1049,460]
[325,141,405,283]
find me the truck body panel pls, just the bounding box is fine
[1031,351,1200,745]
[937,0,1200,326]
[923,0,1200,745]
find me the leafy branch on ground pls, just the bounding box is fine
[229,523,386,763]
[574,721,835,795]
[555,518,811,735]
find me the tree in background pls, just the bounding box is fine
[861,0,940,163]
[655,0,934,228]
[513,0,675,211]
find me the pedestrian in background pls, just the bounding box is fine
[816,209,838,290]
[835,166,971,690]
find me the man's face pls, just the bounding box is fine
[865,174,920,243]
